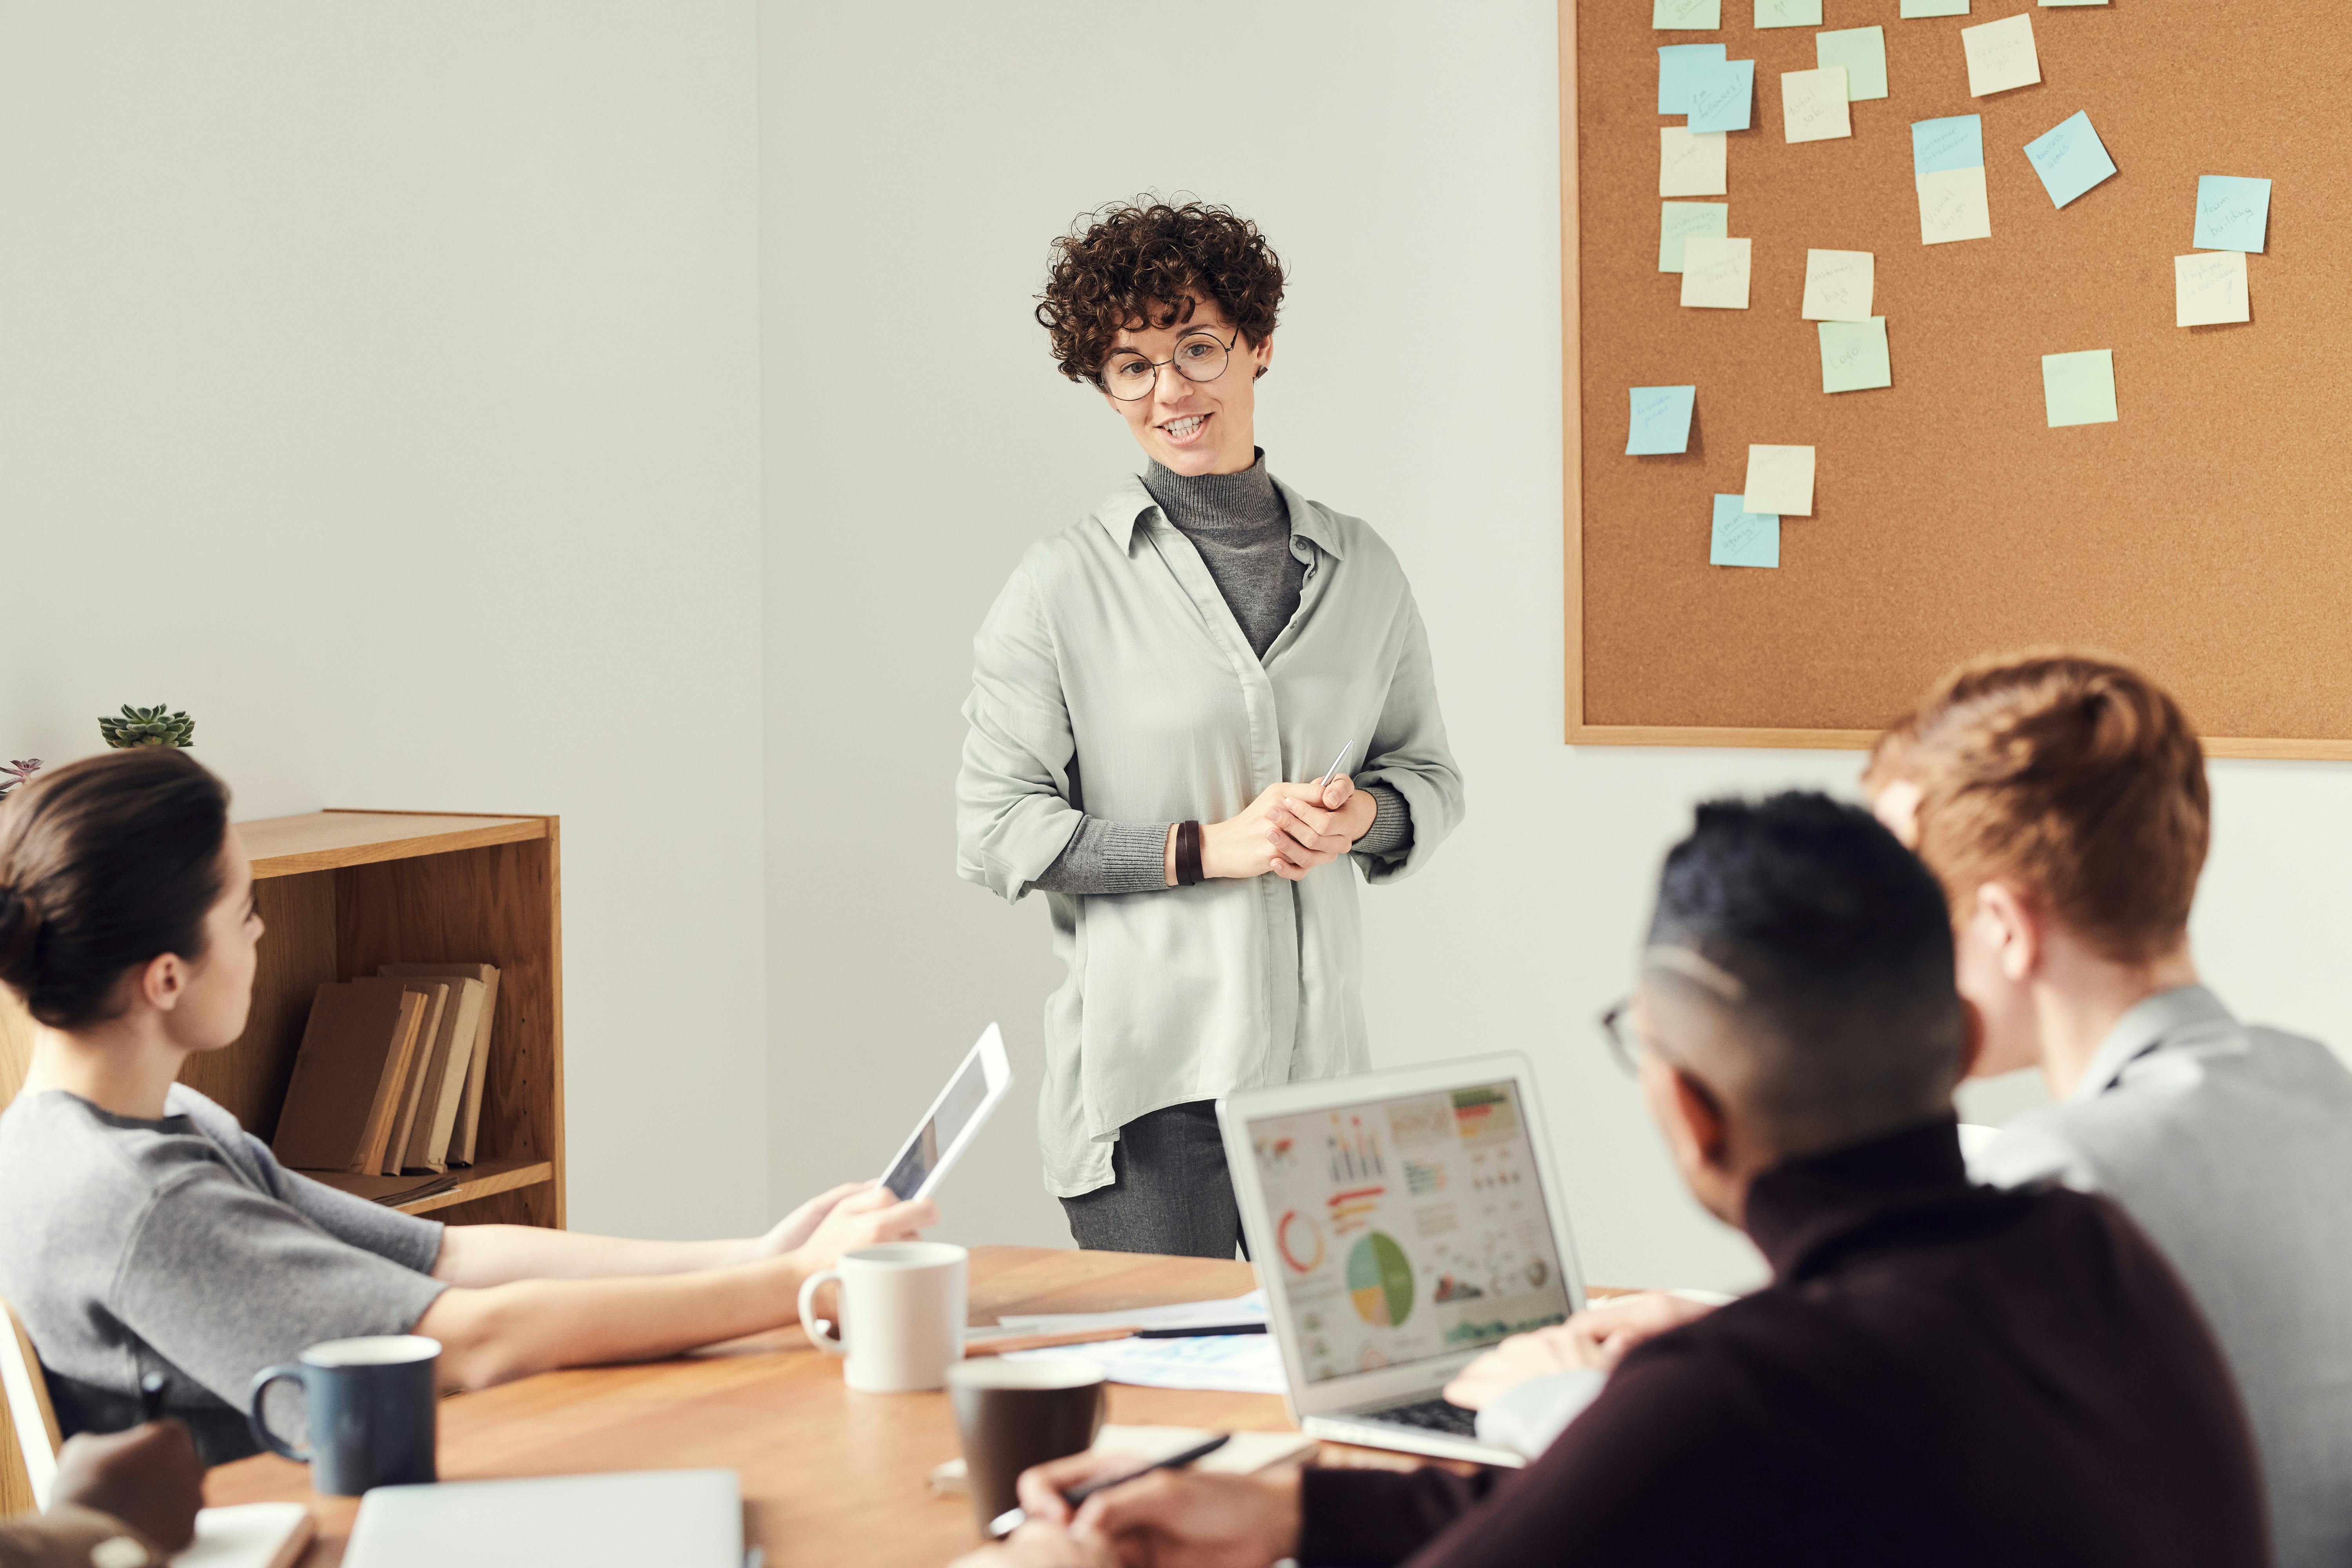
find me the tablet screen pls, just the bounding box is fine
[883,1049,993,1200]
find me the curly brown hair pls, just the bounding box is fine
[1035,199,1286,387]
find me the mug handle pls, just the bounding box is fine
[245,1364,312,1462]
[796,1269,847,1356]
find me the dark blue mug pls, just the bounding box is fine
[246,1334,439,1496]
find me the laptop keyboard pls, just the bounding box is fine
[1361,1396,1481,1438]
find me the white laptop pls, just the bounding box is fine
[342,1470,745,1568]
[1219,1054,1586,1468]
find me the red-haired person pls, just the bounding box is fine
[957,200,1464,1256]
[0,749,933,1466]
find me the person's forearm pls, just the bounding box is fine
[1029,816,1179,895]
[1353,782,1413,858]
[431,1223,758,1286]
[0,1506,151,1568]
[1294,1465,1497,1566]
[417,1252,814,1392]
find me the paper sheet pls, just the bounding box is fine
[1710,495,1780,569]
[1912,114,1984,177]
[1679,236,1752,309]
[1801,249,1874,321]
[999,1333,1288,1396]
[1743,444,1816,516]
[1754,0,1822,27]
[1628,386,1698,454]
[1814,27,1888,100]
[1660,127,1729,197]
[1781,68,1851,144]
[1653,0,1722,27]
[2042,350,2118,427]
[1658,43,1729,114]
[1901,0,1968,13]
[2175,252,2249,327]
[1917,165,1992,245]
[1818,318,1893,393]
[1962,13,2040,96]
[1659,201,1729,272]
[985,1290,1265,1336]
[2194,176,2271,253]
[2024,111,2116,208]
[1686,58,1755,134]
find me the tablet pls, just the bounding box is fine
[880,1023,1014,1201]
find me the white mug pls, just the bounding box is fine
[796,1241,969,1392]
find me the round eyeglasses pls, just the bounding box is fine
[1099,328,1239,401]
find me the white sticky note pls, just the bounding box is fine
[1962,13,2040,96]
[2174,252,2249,327]
[1680,237,1753,309]
[2040,0,2105,6]
[1917,165,1992,244]
[1781,67,1852,143]
[1902,0,1969,12]
[1660,201,1731,272]
[1661,127,1730,198]
[1653,0,1723,26]
[1755,0,1822,26]
[1801,250,1875,321]
[1744,444,1816,516]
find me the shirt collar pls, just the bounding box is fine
[1087,467,1346,561]
[1741,1116,1990,1283]
[2071,984,2236,1102]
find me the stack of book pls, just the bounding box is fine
[272,963,502,1205]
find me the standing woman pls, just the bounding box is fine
[957,199,1465,1257]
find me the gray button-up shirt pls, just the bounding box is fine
[957,473,1464,1198]
[1972,985,2352,1568]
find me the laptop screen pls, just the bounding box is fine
[1245,1079,1574,1383]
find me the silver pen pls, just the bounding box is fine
[1316,740,1356,789]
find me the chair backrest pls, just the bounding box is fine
[0,1295,60,1510]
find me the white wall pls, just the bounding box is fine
[0,2,771,1240]
[764,0,2352,1291]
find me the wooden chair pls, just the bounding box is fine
[0,1295,62,1511]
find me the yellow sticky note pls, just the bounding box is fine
[1962,13,2039,96]
[1917,166,1991,244]
[1801,250,1875,321]
[2175,252,2249,327]
[1744,444,1816,516]
[1680,237,1753,309]
[1780,68,1852,144]
[1661,127,1729,198]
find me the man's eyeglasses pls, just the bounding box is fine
[1099,328,1240,401]
[1597,998,1646,1077]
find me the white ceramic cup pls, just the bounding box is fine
[796,1241,969,1392]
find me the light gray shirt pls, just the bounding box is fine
[1970,986,2352,1568]
[958,472,1465,1197]
[0,1085,448,1463]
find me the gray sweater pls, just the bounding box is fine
[1034,454,1412,895]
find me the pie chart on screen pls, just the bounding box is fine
[1347,1232,1415,1328]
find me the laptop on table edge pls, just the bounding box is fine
[1218,1052,1587,1469]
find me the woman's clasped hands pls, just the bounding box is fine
[1203,776,1375,883]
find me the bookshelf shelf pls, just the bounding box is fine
[397,1157,557,1216]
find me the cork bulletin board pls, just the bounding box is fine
[1562,0,2352,758]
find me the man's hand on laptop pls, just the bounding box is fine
[1443,1292,1720,1410]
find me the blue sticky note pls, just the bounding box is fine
[1912,115,1985,177]
[1710,494,1779,568]
[2024,112,2117,208]
[1628,386,1697,455]
[1659,44,1729,114]
[2194,176,2270,253]
[1686,59,1755,133]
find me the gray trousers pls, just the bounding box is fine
[1060,1100,1250,1259]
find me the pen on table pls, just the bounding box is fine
[1132,1322,1266,1339]
[988,1433,1232,1541]
[137,1370,168,1425]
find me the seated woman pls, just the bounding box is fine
[0,748,934,1464]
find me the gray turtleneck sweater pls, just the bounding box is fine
[1033,454,1412,896]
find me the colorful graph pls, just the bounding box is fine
[1276,1210,1325,1274]
[1327,1114,1387,1182]
[1347,1232,1416,1328]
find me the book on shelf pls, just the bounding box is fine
[271,982,427,1175]
[378,981,448,1176]
[398,976,484,1175]
[379,962,500,1167]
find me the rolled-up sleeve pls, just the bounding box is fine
[1352,593,1465,884]
[957,564,1086,902]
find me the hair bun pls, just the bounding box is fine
[0,879,38,994]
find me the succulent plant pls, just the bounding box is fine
[98,704,195,749]
[0,759,40,800]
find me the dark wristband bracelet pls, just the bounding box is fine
[1176,821,1205,886]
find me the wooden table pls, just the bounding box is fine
[207,1246,1363,1566]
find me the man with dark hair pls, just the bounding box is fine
[956,793,2267,1568]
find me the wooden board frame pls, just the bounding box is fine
[1558,0,2352,761]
